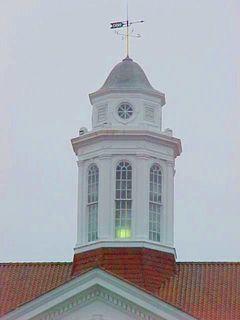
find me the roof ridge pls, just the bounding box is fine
[0,262,72,266]
[177,261,240,264]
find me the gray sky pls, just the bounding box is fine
[0,0,239,262]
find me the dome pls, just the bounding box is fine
[89,56,165,106]
[101,56,154,91]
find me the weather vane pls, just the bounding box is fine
[110,4,144,57]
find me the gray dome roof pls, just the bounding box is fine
[89,56,165,105]
[101,56,154,90]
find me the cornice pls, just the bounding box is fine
[74,240,176,258]
[75,147,174,163]
[97,154,112,160]
[71,129,182,157]
[39,286,159,320]
[89,88,166,106]
[136,154,152,160]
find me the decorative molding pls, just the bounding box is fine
[89,87,166,106]
[98,154,112,160]
[71,129,182,158]
[39,286,159,320]
[136,154,151,160]
[77,148,174,163]
[74,240,176,257]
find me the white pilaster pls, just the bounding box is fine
[98,155,112,240]
[135,155,149,240]
[165,160,175,246]
[76,160,85,247]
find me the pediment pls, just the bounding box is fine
[34,286,161,320]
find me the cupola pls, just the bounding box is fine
[71,56,182,282]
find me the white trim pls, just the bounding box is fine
[71,129,182,158]
[89,91,165,107]
[89,87,166,106]
[75,146,175,163]
[74,240,177,258]
[1,269,195,320]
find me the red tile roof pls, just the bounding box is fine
[158,262,240,320]
[0,262,72,316]
[0,259,240,320]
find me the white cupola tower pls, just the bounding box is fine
[71,56,182,257]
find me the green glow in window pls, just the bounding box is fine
[116,228,132,239]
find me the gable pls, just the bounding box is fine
[55,299,140,320]
[33,287,163,320]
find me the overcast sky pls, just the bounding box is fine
[0,0,239,262]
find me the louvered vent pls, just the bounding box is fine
[97,105,107,123]
[144,106,155,122]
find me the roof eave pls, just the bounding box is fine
[71,129,181,157]
[89,88,166,106]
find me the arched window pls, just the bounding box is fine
[87,164,99,242]
[115,161,132,239]
[149,164,162,242]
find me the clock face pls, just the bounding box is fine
[117,103,134,120]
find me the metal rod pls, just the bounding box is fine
[126,2,129,57]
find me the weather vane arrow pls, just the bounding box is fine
[110,5,144,57]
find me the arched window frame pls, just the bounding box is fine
[87,164,99,242]
[149,163,162,242]
[115,160,132,239]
